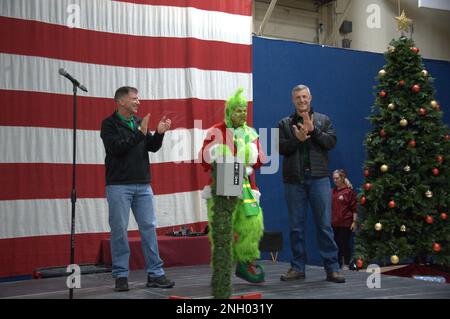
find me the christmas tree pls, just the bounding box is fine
[354,12,450,268]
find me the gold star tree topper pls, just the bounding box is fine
[395,10,412,32]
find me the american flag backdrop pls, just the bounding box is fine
[0,0,252,278]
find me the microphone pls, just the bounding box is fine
[59,68,88,92]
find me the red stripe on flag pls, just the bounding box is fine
[112,0,252,16]
[0,162,210,200]
[0,17,251,73]
[0,90,251,130]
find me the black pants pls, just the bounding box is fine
[332,227,352,266]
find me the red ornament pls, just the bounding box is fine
[432,243,441,252]
[412,84,421,93]
[364,169,370,177]
[408,140,416,148]
[432,168,440,176]
[364,183,372,191]
[410,47,420,54]
[360,224,365,231]
[446,134,450,141]
[360,196,366,205]
[379,129,386,137]
[440,213,448,220]
[437,155,444,164]
[434,104,441,111]
[356,259,364,268]
[425,215,434,224]
[419,108,427,116]
[398,80,406,87]
[388,200,396,208]
[379,91,387,98]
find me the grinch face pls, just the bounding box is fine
[230,105,247,128]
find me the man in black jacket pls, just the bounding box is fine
[101,86,174,291]
[278,84,345,283]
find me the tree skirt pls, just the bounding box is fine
[383,264,450,284]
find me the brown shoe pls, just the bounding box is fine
[326,271,346,283]
[280,268,305,281]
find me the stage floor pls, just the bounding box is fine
[1,261,449,299]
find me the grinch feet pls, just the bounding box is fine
[235,262,265,283]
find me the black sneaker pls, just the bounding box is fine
[115,277,129,292]
[147,275,175,288]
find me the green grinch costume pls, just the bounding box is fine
[200,88,265,284]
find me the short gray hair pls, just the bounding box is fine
[114,86,138,102]
[292,84,311,96]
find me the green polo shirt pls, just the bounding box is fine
[116,111,134,130]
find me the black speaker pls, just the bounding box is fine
[259,231,283,261]
[259,231,283,252]
[339,20,352,34]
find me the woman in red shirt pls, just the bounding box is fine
[331,169,357,269]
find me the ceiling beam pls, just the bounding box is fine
[257,0,278,36]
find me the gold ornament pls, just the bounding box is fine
[421,70,428,77]
[425,190,433,198]
[395,10,412,32]
[400,119,408,127]
[430,100,438,108]
[403,165,411,172]
[378,69,386,77]
[388,46,395,53]
[391,255,399,264]
[400,225,406,232]
[380,164,389,172]
[388,103,395,110]
[375,223,383,231]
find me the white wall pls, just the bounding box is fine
[343,0,450,61]
[254,0,450,61]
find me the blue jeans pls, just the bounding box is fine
[284,174,339,273]
[106,184,164,278]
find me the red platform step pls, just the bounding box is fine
[101,235,211,269]
[169,293,262,299]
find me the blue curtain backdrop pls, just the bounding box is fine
[253,36,450,266]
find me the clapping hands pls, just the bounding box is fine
[293,124,310,142]
[139,114,171,134]
[139,114,150,134]
[299,112,314,132]
[157,116,171,134]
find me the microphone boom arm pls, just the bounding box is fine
[59,68,88,92]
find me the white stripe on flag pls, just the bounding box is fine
[0,53,253,101]
[0,126,209,164]
[0,191,207,239]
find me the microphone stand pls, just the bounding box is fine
[69,83,78,300]
[59,68,87,299]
